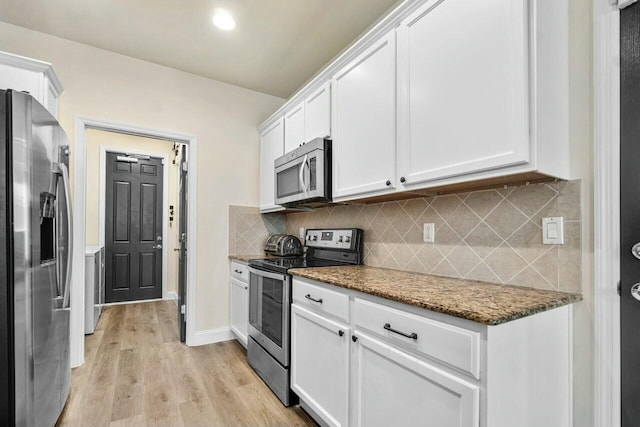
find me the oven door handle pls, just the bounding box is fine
[248,266,288,282]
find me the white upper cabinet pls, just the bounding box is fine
[260,118,284,212]
[396,0,529,187]
[258,0,569,202]
[0,51,63,119]
[304,81,331,141]
[394,0,569,190]
[331,31,397,201]
[284,101,305,153]
[284,82,332,154]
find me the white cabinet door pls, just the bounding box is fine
[304,81,331,141]
[291,304,349,427]
[284,101,305,153]
[332,30,396,200]
[230,278,248,346]
[397,0,529,187]
[352,332,479,427]
[260,118,284,212]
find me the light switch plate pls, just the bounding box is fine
[542,217,564,245]
[423,223,435,243]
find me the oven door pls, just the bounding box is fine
[274,148,326,206]
[248,267,291,367]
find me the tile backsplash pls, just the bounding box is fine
[283,181,582,293]
[228,206,285,255]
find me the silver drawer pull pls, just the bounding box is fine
[305,294,323,304]
[384,323,418,340]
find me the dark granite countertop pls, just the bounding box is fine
[289,265,582,325]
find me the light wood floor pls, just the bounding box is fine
[56,301,316,427]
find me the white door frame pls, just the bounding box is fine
[99,146,170,302]
[594,0,621,426]
[72,116,198,367]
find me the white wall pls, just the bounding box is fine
[0,22,285,332]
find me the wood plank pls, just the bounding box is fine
[110,348,144,422]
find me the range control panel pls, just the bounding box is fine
[305,228,358,250]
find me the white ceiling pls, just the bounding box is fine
[0,0,400,98]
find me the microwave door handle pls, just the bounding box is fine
[299,154,308,193]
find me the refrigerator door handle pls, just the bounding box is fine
[54,161,73,309]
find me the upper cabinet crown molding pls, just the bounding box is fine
[0,50,63,118]
[0,50,63,95]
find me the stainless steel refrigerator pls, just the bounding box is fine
[0,90,73,427]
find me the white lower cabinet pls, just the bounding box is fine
[291,304,349,427]
[230,278,248,346]
[351,332,479,427]
[229,261,249,347]
[291,277,572,427]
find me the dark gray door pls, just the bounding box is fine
[178,145,187,342]
[105,152,163,303]
[621,3,640,425]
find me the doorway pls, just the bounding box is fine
[71,119,197,367]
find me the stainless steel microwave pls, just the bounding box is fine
[274,138,331,207]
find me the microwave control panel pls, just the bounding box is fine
[305,229,355,250]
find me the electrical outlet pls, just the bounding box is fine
[423,223,435,243]
[299,227,305,239]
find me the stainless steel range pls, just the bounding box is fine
[247,228,364,406]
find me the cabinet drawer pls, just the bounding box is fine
[292,278,349,323]
[230,261,249,282]
[353,298,481,379]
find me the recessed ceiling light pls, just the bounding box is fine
[212,9,236,31]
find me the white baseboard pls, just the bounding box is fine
[166,291,178,303]
[102,298,162,306]
[188,327,234,347]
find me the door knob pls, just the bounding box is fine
[153,244,163,250]
[632,243,640,259]
[632,283,640,301]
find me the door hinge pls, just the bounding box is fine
[181,304,186,315]
[618,281,622,296]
